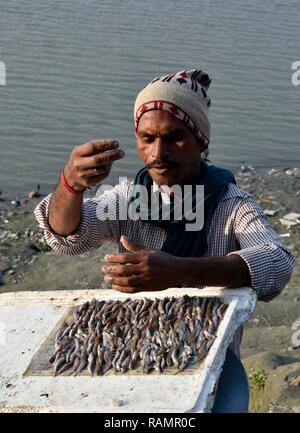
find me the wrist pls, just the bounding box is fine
[62,167,86,194]
[178,257,210,286]
[172,257,199,286]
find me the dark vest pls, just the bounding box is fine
[131,160,236,257]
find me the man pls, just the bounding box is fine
[34,69,295,411]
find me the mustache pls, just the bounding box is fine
[146,159,178,169]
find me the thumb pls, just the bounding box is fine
[120,235,151,252]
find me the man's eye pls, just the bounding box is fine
[143,137,153,143]
[169,135,184,142]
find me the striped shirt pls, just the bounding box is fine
[34,180,295,356]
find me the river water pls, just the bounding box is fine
[0,0,299,197]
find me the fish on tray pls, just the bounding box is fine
[49,295,228,376]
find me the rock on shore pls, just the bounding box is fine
[243,351,300,412]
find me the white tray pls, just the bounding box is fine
[0,287,257,413]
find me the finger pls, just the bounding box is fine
[112,285,141,294]
[77,149,125,170]
[104,253,142,264]
[104,274,143,286]
[75,139,119,156]
[120,235,151,252]
[84,166,110,178]
[84,173,107,184]
[102,264,140,276]
[85,174,107,186]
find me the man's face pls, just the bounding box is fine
[135,110,207,186]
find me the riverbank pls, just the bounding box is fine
[1,165,300,412]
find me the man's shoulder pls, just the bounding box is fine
[220,182,254,203]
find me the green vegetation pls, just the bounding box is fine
[248,369,268,391]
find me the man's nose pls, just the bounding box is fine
[152,137,169,160]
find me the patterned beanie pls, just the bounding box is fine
[134,69,212,147]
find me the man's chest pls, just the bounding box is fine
[118,216,239,256]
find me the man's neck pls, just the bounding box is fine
[152,164,203,197]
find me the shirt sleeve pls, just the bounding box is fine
[227,196,295,302]
[33,182,130,256]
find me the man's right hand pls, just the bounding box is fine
[63,139,125,191]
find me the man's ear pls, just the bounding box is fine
[197,137,208,153]
[201,148,210,160]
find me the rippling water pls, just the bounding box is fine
[0,0,300,197]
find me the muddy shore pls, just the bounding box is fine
[1,165,300,412]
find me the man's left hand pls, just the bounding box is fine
[102,235,181,293]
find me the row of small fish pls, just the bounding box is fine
[49,295,228,376]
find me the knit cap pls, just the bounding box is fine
[134,69,212,147]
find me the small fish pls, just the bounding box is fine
[76,301,89,316]
[141,346,152,371]
[53,355,66,375]
[66,344,76,363]
[205,300,214,322]
[116,349,128,372]
[171,346,180,368]
[112,349,122,369]
[70,356,80,374]
[49,347,61,364]
[101,350,113,375]
[128,351,139,370]
[217,304,227,319]
[160,355,166,372]
[179,353,190,371]
[196,330,206,350]
[197,342,207,361]
[69,321,82,338]
[57,360,73,375]
[76,357,88,375]
[212,313,219,329]
[203,330,215,341]
[154,355,162,372]
[120,353,131,373]
[140,298,152,315]
[206,339,215,351]
[208,319,215,335]
[87,352,96,375]
[55,323,68,342]
[158,300,165,315]
[51,295,227,376]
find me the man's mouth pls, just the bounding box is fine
[147,159,178,170]
[150,166,176,174]
[149,164,177,170]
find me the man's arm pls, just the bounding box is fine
[102,237,250,293]
[34,188,123,255]
[34,139,126,255]
[179,254,251,288]
[48,180,84,236]
[103,193,295,301]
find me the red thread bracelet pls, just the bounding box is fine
[61,171,86,195]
